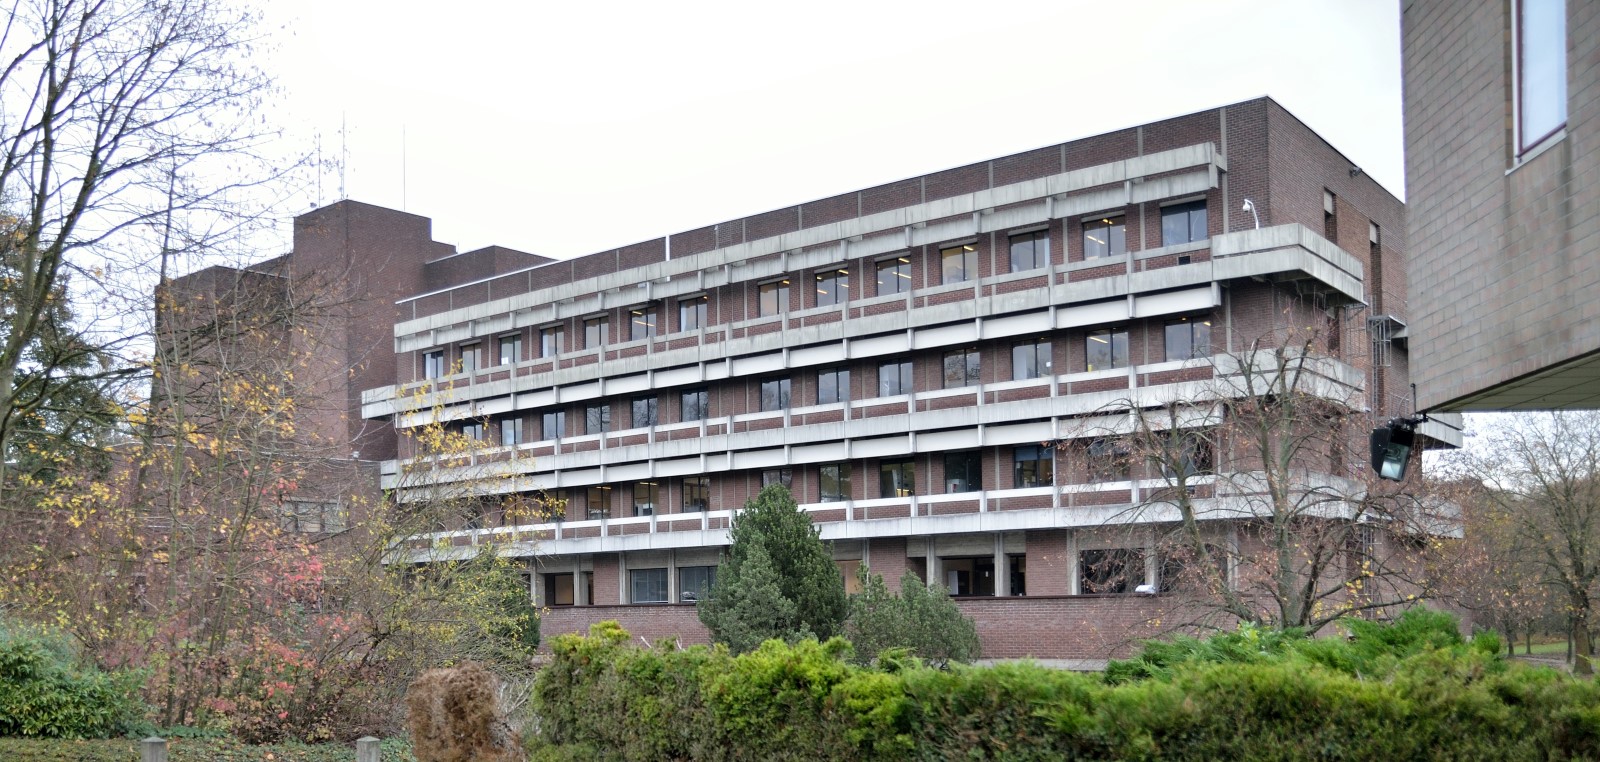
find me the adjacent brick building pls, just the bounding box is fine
[341,96,1459,660]
[1403,0,1600,410]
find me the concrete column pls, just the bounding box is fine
[618,552,629,604]
[993,534,1008,597]
[140,738,167,762]
[667,548,678,604]
[925,540,941,591]
[1067,530,1080,595]
[574,556,588,606]
[356,736,381,762]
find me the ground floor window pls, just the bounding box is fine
[630,568,669,603]
[544,572,575,606]
[678,565,716,602]
[1079,549,1143,594]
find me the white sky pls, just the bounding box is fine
[261,0,1404,260]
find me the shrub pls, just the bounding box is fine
[530,614,1600,761]
[0,627,146,739]
[406,662,521,762]
[845,569,979,668]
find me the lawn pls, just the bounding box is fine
[0,737,415,762]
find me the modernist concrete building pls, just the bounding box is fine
[1403,0,1600,410]
[348,97,1458,660]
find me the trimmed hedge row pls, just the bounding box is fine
[530,615,1600,761]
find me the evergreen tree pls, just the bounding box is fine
[845,568,980,668]
[698,484,846,651]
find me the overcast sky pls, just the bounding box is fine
[261,0,1404,261]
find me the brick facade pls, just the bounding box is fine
[174,98,1438,660]
[1403,0,1600,410]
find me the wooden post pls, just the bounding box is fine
[356,735,382,762]
[140,737,168,762]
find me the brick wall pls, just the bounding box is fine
[1404,0,1600,410]
[536,595,1185,660]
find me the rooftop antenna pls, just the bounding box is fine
[402,123,408,211]
[314,131,322,207]
[339,112,348,201]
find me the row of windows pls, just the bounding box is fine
[455,321,1213,442]
[559,546,1206,604]
[419,202,1214,378]
[543,440,1214,519]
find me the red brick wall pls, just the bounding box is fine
[536,594,1189,661]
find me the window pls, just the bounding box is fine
[585,404,611,434]
[875,256,912,296]
[943,451,982,493]
[499,416,523,447]
[459,344,479,375]
[283,500,345,533]
[880,459,915,498]
[540,325,563,357]
[1014,445,1054,488]
[585,486,612,520]
[1164,317,1212,362]
[941,244,976,284]
[1085,328,1129,371]
[498,334,522,366]
[815,267,849,307]
[542,410,565,439]
[1160,200,1208,246]
[632,397,657,428]
[678,566,716,602]
[1009,230,1049,271]
[461,421,484,441]
[878,359,912,397]
[942,348,981,388]
[762,468,792,489]
[629,306,657,341]
[760,377,790,412]
[682,477,710,512]
[633,481,658,516]
[544,573,575,606]
[1323,190,1337,242]
[1088,439,1130,482]
[1518,0,1567,154]
[630,568,669,603]
[820,463,851,502]
[424,350,445,379]
[679,295,708,331]
[759,279,790,316]
[1079,549,1142,594]
[1084,216,1127,258]
[1012,339,1052,380]
[584,316,607,348]
[817,368,850,404]
[681,388,708,421]
[1159,434,1214,480]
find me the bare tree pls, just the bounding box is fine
[0,0,286,488]
[1442,412,1600,675]
[1072,330,1452,634]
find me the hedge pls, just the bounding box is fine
[529,614,1600,761]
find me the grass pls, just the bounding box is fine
[1523,640,1570,656]
[0,737,415,762]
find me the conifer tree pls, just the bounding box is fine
[698,484,847,651]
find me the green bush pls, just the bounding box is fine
[845,569,979,668]
[529,616,1600,761]
[0,627,147,739]
[0,736,416,761]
